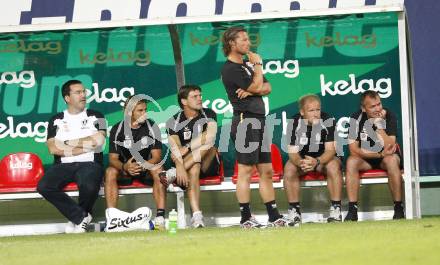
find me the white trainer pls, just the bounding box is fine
[153,216,166,230]
[327,205,342,222]
[191,211,205,228]
[287,208,301,227]
[67,213,92,234]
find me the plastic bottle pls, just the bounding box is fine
[168,209,177,235]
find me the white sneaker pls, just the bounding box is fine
[153,216,165,230]
[159,167,176,186]
[267,216,297,227]
[191,211,205,228]
[240,216,266,229]
[65,221,74,234]
[67,213,92,234]
[327,205,342,222]
[105,207,152,232]
[287,208,301,227]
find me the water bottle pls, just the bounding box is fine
[168,209,178,235]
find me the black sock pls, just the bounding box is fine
[348,202,358,212]
[239,203,252,223]
[394,201,404,211]
[331,200,341,208]
[265,200,282,222]
[156,209,165,218]
[289,202,301,215]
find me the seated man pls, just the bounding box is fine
[105,95,167,231]
[37,80,106,233]
[284,94,343,224]
[161,85,220,228]
[345,90,404,221]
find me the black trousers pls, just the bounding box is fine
[37,162,103,224]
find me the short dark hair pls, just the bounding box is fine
[360,90,380,106]
[61,80,82,102]
[222,26,247,56]
[177,85,202,109]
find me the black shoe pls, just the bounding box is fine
[393,209,405,220]
[344,210,358,222]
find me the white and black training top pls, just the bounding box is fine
[166,108,217,148]
[47,109,107,164]
[348,108,397,153]
[288,112,336,158]
[109,119,162,163]
[221,59,268,116]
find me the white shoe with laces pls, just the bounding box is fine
[267,216,297,227]
[67,213,92,234]
[240,217,266,229]
[191,211,205,228]
[153,216,166,230]
[287,208,301,227]
[327,205,342,222]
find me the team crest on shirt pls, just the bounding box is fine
[123,136,132,148]
[315,134,321,143]
[140,136,151,149]
[299,133,308,145]
[183,127,192,140]
[360,129,368,141]
[80,119,90,129]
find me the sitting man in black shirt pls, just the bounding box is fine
[221,26,293,228]
[161,85,220,228]
[284,94,343,224]
[105,95,167,231]
[345,90,404,221]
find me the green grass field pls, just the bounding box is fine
[1,218,440,265]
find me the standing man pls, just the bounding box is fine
[221,26,293,228]
[161,85,220,228]
[345,90,404,221]
[105,95,167,231]
[37,80,106,233]
[284,94,343,225]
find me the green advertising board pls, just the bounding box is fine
[0,12,401,176]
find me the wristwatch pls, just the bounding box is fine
[314,158,321,170]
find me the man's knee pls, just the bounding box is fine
[78,180,101,195]
[237,164,255,182]
[36,178,50,195]
[382,155,400,169]
[258,165,273,180]
[188,164,201,180]
[283,161,300,181]
[346,156,363,171]
[325,159,342,177]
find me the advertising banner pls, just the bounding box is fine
[0,12,402,175]
[0,0,404,27]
